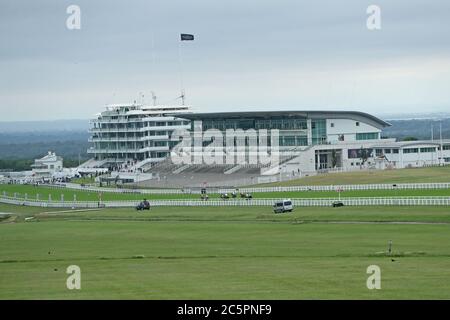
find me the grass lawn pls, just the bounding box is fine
[1,184,449,201]
[255,166,450,187]
[70,177,96,185]
[1,204,450,299]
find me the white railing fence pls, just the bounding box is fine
[14,181,450,195]
[219,182,450,194]
[1,195,449,208]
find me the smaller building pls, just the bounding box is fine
[31,151,63,178]
[0,174,9,184]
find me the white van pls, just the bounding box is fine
[273,199,293,213]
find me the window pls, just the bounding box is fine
[403,148,419,154]
[330,123,334,128]
[420,147,436,153]
[393,149,399,154]
[280,136,296,147]
[356,132,379,140]
[279,135,308,147]
[154,141,167,147]
[348,148,373,159]
[376,149,383,156]
[237,119,255,130]
[311,119,327,145]
[384,149,391,154]
[356,122,360,126]
[443,145,450,150]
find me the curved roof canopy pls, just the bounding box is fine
[180,110,391,129]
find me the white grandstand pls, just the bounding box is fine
[79,108,450,187]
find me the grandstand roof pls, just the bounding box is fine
[179,110,391,129]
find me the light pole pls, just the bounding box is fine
[440,121,443,166]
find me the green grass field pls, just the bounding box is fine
[1,203,450,299]
[1,184,449,202]
[255,166,450,187]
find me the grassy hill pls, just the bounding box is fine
[1,204,450,299]
[255,167,450,187]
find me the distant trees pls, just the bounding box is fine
[0,159,33,171]
[0,158,83,171]
[0,141,89,161]
[383,118,450,141]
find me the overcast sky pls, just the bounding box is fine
[1,0,449,121]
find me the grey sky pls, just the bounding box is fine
[1,0,449,121]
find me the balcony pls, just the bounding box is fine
[87,146,170,154]
[89,136,144,142]
[89,135,170,142]
[89,124,189,133]
[90,118,143,124]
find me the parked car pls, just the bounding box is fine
[136,199,150,210]
[332,201,344,207]
[273,199,293,213]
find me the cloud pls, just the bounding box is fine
[0,0,449,120]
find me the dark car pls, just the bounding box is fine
[332,201,344,207]
[136,199,150,210]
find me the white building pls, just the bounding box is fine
[85,103,191,170]
[83,108,450,185]
[31,151,64,178]
[181,111,450,175]
[0,174,9,184]
[281,138,450,175]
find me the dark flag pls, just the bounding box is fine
[180,33,194,41]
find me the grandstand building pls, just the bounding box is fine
[86,103,191,169]
[181,111,450,175]
[84,108,450,187]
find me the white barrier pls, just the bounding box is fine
[39,183,188,194]
[10,181,450,195]
[1,195,449,208]
[220,182,450,194]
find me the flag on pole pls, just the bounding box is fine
[180,33,194,41]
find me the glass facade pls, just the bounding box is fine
[280,135,308,147]
[198,117,310,147]
[311,119,327,145]
[201,118,308,131]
